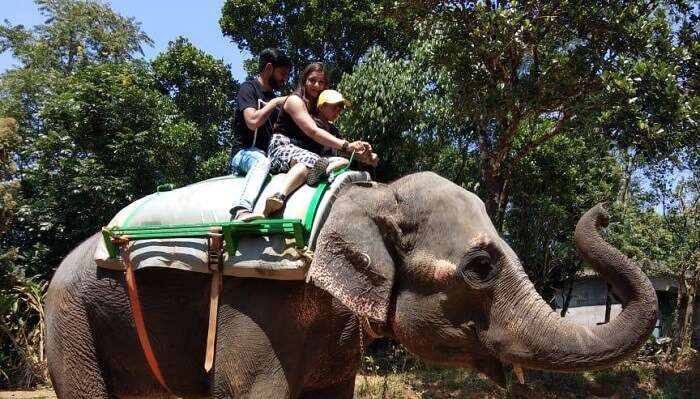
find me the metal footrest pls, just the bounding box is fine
[102,218,306,258]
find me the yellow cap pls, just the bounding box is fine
[317,89,352,108]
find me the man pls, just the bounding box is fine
[229,48,291,221]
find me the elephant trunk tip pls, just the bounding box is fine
[591,202,610,228]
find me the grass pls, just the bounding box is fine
[354,345,699,399]
[0,274,48,390]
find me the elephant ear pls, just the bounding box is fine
[307,184,401,322]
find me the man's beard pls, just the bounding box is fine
[268,75,283,90]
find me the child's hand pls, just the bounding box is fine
[356,151,379,167]
[360,141,372,153]
[349,141,368,154]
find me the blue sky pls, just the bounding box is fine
[1,0,250,80]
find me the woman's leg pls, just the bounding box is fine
[263,162,309,217]
[278,161,308,196]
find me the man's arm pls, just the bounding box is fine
[243,96,286,131]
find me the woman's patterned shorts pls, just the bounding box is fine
[268,134,321,173]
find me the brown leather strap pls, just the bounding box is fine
[204,268,221,371]
[121,242,174,395]
[204,232,223,372]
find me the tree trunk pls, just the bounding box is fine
[482,158,509,232]
[560,272,576,317]
[680,264,700,354]
[616,152,635,207]
[667,270,688,357]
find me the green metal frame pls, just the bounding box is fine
[102,172,339,259]
[102,218,306,258]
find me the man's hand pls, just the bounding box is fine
[274,96,288,108]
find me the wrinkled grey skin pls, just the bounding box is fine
[45,172,658,398]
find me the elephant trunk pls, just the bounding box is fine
[483,204,658,372]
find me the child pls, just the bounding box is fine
[307,90,379,185]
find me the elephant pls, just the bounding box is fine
[45,172,658,398]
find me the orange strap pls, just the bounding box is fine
[204,268,221,371]
[204,233,223,372]
[121,242,174,395]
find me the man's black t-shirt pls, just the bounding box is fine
[232,79,278,156]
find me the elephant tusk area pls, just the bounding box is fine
[513,364,525,384]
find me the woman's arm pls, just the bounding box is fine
[285,96,364,152]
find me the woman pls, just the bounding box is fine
[264,63,375,216]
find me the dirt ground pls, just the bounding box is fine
[2,357,698,399]
[0,391,55,399]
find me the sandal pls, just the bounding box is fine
[306,158,330,186]
[233,209,264,222]
[263,192,287,216]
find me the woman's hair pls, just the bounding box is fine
[292,62,328,116]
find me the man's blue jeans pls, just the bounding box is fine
[230,148,271,212]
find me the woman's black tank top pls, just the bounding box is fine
[273,94,324,154]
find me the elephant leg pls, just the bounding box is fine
[211,324,293,398]
[299,379,355,399]
[212,372,291,399]
[46,280,109,398]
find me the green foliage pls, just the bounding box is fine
[0,0,153,73]
[338,43,478,183]
[219,0,413,83]
[0,118,21,234]
[1,2,240,278]
[505,130,622,296]
[152,37,239,180]
[606,164,699,278]
[0,272,48,389]
[6,61,203,276]
[400,1,699,226]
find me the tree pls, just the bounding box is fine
[1,2,240,276]
[338,45,474,182]
[0,117,20,281]
[152,37,239,180]
[0,0,152,73]
[219,0,412,83]
[0,0,154,146]
[0,0,219,276]
[7,61,201,277]
[0,118,20,235]
[403,1,700,230]
[505,129,622,300]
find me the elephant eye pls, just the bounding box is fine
[459,249,498,288]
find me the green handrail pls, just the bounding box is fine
[103,218,305,258]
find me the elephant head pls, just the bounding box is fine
[308,172,658,386]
